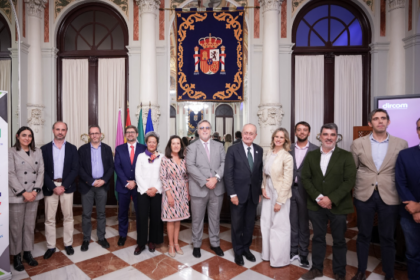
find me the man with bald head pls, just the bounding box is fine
[224,124,263,266]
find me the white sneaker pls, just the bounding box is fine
[290,253,300,262]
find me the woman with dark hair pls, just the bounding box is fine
[134,131,164,255]
[181,137,189,148]
[8,126,44,271]
[160,135,190,258]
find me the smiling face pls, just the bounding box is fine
[53,122,67,141]
[89,127,101,144]
[147,136,158,153]
[197,121,212,142]
[17,129,33,149]
[273,131,285,148]
[171,138,181,154]
[369,112,390,134]
[242,124,257,146]
[125,128,138,143]
[320,128,337,152]
[295,124,310,142]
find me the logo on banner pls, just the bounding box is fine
[193,34,226,75]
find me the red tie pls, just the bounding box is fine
[130,145,134,164]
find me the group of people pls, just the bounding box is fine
[7,108,420,280]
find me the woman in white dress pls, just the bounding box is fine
[261,127,294,267]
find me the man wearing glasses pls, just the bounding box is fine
[78,125,114,251]
[114,125,146,246]
[186,120,226,258]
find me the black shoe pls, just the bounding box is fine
[300,255,310,268]
[242,250,256,262]
[23,251,38,266]
[64,246,74,256]
[98,238,110,249]
[81,241,89,252]
[148,242,156,252]
[210,246,224,256]
[192,247,201,258]
[118,236,126,246]
[43,248,56,260]
[13,254,24,271]
[134,245,145,255]
[234,254,244,266]
[334,274,345,280]
[351,271,366,280]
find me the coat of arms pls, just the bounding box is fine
[193,34,226,75]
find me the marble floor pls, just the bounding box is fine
[10,206,408,280]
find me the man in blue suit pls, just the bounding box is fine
[395,118,420,280]
[114,125,146,246]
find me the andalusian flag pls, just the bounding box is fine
[137,108,145,145]
[114,109,124,201]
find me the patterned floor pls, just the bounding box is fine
[10,206,408,280]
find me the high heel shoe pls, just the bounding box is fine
[174,244,184,255]
[168,245,176,258]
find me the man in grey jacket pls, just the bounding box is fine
[186,119,226,258]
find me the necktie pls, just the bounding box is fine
[130,145,134,164]
[247,147,253,171]
[204,142,210,162]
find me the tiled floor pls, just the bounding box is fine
[11,206,409,280]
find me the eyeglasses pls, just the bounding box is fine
[89,133,101,136]
[199,126,211,130]
[126,131,137,134]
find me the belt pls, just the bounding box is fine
[53,178,62,182]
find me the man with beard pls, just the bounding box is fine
[289,122,318,267]
[41,121,79,258]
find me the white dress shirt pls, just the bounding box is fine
[135,152,163,194]
[316,146,335,202]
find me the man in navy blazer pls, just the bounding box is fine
[41,121,79,259]
[395,118,420,280]
[114,125,146,246]
[224,124,263,266]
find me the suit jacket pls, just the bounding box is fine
[351,134,408,205]
[395,145,420,218]
[224,141,263,205]
[233,139,242,145]
[114,142,146,194]
[290,142,319,188]
[186,139,225,197]
[78,142,114,195]
[301,147,356,215]
[8,147,44,203]
[41,141,79,196]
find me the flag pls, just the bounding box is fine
[124,108,132,143]
[114,109,124,201]
[137,108,145,145]
[145,108,154,133]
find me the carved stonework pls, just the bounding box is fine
[257,103,284,130]
[0,0,18,23]
[24,0,47,18]
[136,0,160,15]
[388,0,405,11]
[27,104,45,146]
[258,0,283,13]
[136,104,161,130]
[291,0,307,15]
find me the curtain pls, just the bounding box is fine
[295,56,324,145]
[225,117,233,137]
[98,58,125,152]
[170,118,176,136]
[62,59,89,148]
[215,117,223,135]
[334,55,363,151]
[0,59,11,94]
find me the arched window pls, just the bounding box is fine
[215,104,234,137]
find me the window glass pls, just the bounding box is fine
[304,5,328,25]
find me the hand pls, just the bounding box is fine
[146,187,157,197]
[413,213,420,223]
[262,188,270,199]
[167,193,175,208]
[205,177,218,189]
[403,201,420,215]
[231,196,239,206]
[274,204,281,212]
[53,186,65,196]
[318,196,332,209]
[95,179,105,187]
[23,192,36,202]
[259,195,262,203]
[187,193,190,201]
[92,180,100,187]
[126,181,136,190]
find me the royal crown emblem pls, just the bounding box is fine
[193,34,226,75]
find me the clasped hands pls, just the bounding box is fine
[403,201,420,223]
[23,191,38,202]
[93,179,105,188]
[205,177,218,190]
[317,196,332,209]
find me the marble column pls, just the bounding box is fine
[257,0,284,150]
[387,0,406,95]
[25,0,47,146]
[136,0,161,129]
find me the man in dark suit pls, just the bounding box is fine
[41,121,79,259]
[289,121,318,267]
[300,123,356,280]
[212,132,224,145]
[233,131,242,145]
[114,125,146,246]
[78,125,114,251]
[395,118,420,280]
[224,124,263,266]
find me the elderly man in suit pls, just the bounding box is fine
[41,121,79,259]
[78,125,114,251]
[350,109,408,280]
[186,120,226,258]
[301,123,356,280]
[289,121,318,267]
[224,123,263,266]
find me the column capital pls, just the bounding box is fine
[136,0,160,15]
[388,0,405,12]
[24,0,47,19]
[258,0,283,13]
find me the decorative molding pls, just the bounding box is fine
[369,42,390,53]
[126,46,141,55]
[403,34,420,49]
[257,103,284,129]
[27,104,45,136]
[24,0,48,18]
[136,103,161,129]
[388,0,405,11]
[136,0,160,15]
[0,0,18,23]
[109,0,128,17]
[8,43,31,58]
[291,0,307,16]
[258,0,282,13]
[362,0,374,12]
[54,0,74,20]
[279,43,294,54]
[41,47,59,58]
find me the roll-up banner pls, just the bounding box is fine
[0,90,11,279]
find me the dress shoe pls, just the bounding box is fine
[118,236,126,246]
[148,242,156,252]
[168,245,176,258]
[174,244,184,255]
[64,246,74,256]
[23,251,38,266]
[193,247,201,258]
[334,274,345,280]
[210,246,224,256]
[234,254,244,266]
[81,241,90,252]
[290,253,300,262]
[300,255,310,268]
[242,250,256,262]
[134,245,145,255]
[13,254,24,271]
[43,248,56,260]
[301,268,323,280]
[98,238,110,249]
[351,271,366,280]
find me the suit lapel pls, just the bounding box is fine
[17,149,36,170]
[324,148,340,178]
[100,143,107,167]
[62,142,70,173]
[378,136,395,172]
[252,143,259,171]
[123,143,132,165]
[86,144,92,176]
[362,135,378,172]
[291,145,297,170]
[197,140,211,166]
[414,147,420,171]
[238,143,251,172]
